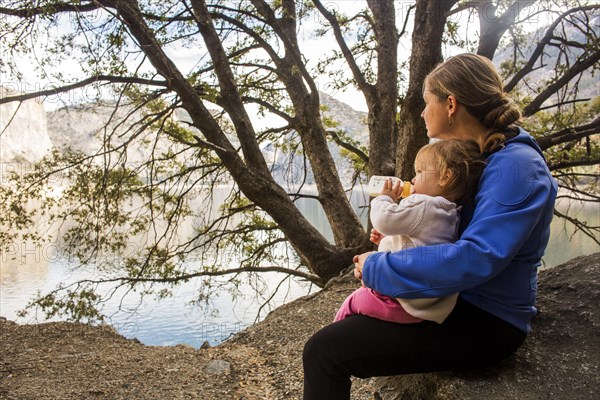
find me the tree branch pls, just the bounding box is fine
[0,1,200,22]
[0,75,168,105]
[312,0,375,101]
[326,129,369,165]
[0,2,101,17]
[554,172,599,179]
[556,183,600,202]
[110,0,240,161]
[549,158,600,171]
[240,96,294,124]
[537,117,600,151]
[78,265,323,286]
[209,11,281,63]
[446,1,479,17]
[477,1,535,59]
[505,4,600,93]
[399,3,415,37]
[536,98,592,112]
[523,48,600,116]
[250,0,318,98]
[553,208,600,246]
[190,0,268,171]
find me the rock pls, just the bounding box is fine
[370,253,600,400]
[0,86,52,164]
[320,91,368,143]
[46,102,185,166]
[204,359,231,375]
[200,340,212,350]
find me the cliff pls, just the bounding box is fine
[0,87,52,163]
[1,253,598,399]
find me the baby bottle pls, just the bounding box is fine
[368,175,412,198]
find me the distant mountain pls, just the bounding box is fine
[260,92,368,188]
[1,90,370,187]
[494,16,599,100]
[320,91,369,142]
[47,101,169,164]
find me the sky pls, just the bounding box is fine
[0,2,419,106]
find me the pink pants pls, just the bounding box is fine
[334,287,423,324]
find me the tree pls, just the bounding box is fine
[0,0,598,322]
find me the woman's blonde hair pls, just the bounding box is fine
[415,140,486,204]
[425,53,521,153]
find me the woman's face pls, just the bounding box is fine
[411,153,446,198]
[421,83,451,139]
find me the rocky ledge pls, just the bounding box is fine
[1,253,598,399]
[372,252,600,399]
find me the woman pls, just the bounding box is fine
[303,53,557,399]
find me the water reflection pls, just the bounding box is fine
[0,253,312,347]
[0,247,49,287]
[542,199,599,268]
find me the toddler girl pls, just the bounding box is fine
[335,139,486,324]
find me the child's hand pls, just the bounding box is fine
[352,251,376,281]
[370,229,384,245]
[379,178,403,202]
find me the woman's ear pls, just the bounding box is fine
[447,95,457,117]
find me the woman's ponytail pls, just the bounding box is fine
[482,94,521,131]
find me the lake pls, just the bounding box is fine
[0,190,598,348]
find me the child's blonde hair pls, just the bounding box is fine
[415,140,486,204]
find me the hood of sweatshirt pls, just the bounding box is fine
[505,127,546,160]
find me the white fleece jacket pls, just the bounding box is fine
[370,194,460,323]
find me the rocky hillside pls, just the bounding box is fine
[0,87,52,163]
[0,90,368,186]
[1,253,598,399]
[494,15,600,100]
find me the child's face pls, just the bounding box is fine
[412,153,446,198]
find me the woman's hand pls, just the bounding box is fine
[369,228,384,245]
[379,178,403,202]
[353,251,376,281]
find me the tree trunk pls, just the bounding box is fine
[195,0,371,278]
[251,0,367,250]
[476,1,533,60]
[367,0,399,178]
[115,0,370,284]
[395,0,458,179]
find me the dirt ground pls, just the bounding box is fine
[0,274,376,400]
[1,253,598,400]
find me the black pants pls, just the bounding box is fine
[302,298,526,400]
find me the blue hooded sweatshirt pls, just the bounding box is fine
[362,129,558,333]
